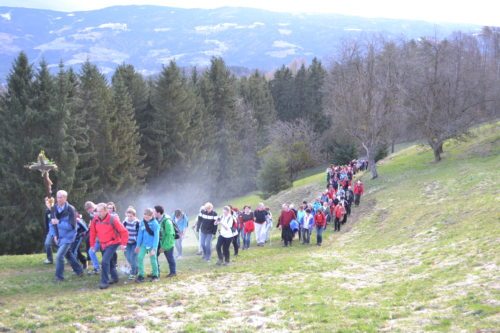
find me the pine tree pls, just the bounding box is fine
[200,57,244,194]
[306,58,329,133]
[293,64,308,120]
[66,67,100,205]
[77,61,113,200]
[0,52,44,254]
[270,65,294,121]
[240,70,276,147]
[144,61,196,178]
[108,75,147,195]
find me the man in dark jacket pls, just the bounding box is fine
[197,202,218,261]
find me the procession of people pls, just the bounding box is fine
[42,161,365,289]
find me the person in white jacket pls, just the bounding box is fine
[215,206,237,266]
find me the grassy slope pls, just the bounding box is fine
[0,123,498,332]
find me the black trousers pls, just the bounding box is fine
[341,214,347,225]
[216,236,232,262]
[232,235,239,255]
[334,217,341,231]
[345,203,352,215]
[282,226,293,246]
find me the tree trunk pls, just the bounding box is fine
[363,143,378,179]
[438,143,443,154]
[433,147,442,162]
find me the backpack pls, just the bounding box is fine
[172,220,180,240]
[163,216,180,240]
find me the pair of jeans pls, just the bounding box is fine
[316,226,325,245]
[160,247,176,275]
[216,235,232,263]
[200,232,213,260]
[174,236,183,257]
[125,243,138,275]
[71,237,87,266]
[101,244,119,285]
[242,231,252,249]
[138,246,159,278]
[88,240,101,270]
[55,242,83,280]
[302,228,311,244]
[44,231,56,262]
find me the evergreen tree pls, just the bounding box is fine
[77,61,113,200]
[0,52,45,254]
[293,64,308,120]
[270,65,294,121]
[108,75,147,195]
[200,57,243,193]
[306,58,329,133]
[240,70,276,147]
[144,61,196,178]
[66,67,100,205]
[257,152,291,198]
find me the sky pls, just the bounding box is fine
[0,0,498,26]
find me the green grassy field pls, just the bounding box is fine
[0,123,498,332]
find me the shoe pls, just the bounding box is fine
[99,283,109,289]
[109,278,119,285]
[135,276,145,283]
[150,276,159,282]
[216,260,223,266]
[76,272,84,277]
[128,274,136,280]
[167,273,177,278]
[44,259,53,264]
[176,255,182,260]
[82,261,88,270]
[54,278,64,283]
[223,262,230,266]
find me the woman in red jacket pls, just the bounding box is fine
[277,204,296,247]
[313,208,327,246]
[333,202,345,232]
[89,203,129,289]
[354,180,364,206]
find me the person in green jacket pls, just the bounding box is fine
[154,205,177,277]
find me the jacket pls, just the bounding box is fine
[173,213,189,233]
[354,183,364,195]
[314,212,327,227]
[52,203,77,245]
[277,210,296,228]
[136,218,160,250]
[197,209,218,235]
[334,205,345,219]
[158,215,175,251]
[89,213,129,250]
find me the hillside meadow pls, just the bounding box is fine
[0,123,498,332]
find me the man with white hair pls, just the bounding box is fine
[253,202,269,246]
[51,190,84,281]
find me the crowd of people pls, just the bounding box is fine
[42,162,365,290]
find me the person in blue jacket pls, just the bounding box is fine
[51,190,84,282]
[172,209,188,259]
[135,208,160,282]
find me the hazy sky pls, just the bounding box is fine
[0,0,498,26]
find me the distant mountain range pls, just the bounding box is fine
[0,5,482,80]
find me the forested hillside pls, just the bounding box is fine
[0,27,499,254]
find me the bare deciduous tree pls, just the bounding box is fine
[324,38,400,179]
[400,33,487,162]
